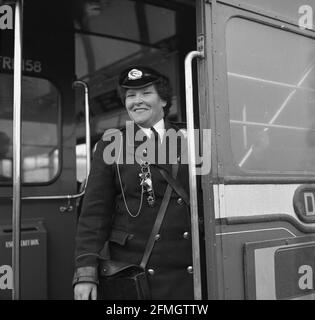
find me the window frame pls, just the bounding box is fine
[211,2,315,184]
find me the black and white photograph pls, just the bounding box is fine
[0,0,315,309]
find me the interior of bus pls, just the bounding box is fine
[74,0,197,183]
[0,0,197,184]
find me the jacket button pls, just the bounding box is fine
[154,234,161,241]
[148,269,155,276]
[187,266,193,274]
[183,231,190,239]
[128,234,134,240]
[177,197,184,205]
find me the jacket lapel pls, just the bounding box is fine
[123,120,187,173]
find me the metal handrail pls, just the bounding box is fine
[0,80,91,212]
[1,80,91,213]
[12,0,23,300]
[16,81,91,212]
[184,50,204,300]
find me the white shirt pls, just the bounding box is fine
[139,118,165,143]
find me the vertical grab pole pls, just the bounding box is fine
[12,0,24,300]
[185,50,204,300]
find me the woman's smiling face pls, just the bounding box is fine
[125,84,166,128]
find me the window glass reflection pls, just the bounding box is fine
[0,74,60,183]
[226,18,315,173]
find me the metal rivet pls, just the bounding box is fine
[148,268,155,276]
[187,266,193,274]
[183,232,190,239]
[154,234,161,241]
[177,197,184,205]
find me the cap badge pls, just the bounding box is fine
[128,69,143,80]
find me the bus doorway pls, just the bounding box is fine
[74,0,197,158]
[73,0,208,300]
[2,0,210,300]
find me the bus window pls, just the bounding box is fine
[226,18,315,174]
[0,74,60,183]
[76,143,87,183]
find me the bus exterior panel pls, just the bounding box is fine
[203,0,315,299]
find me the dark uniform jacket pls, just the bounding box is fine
[73,120,193,300]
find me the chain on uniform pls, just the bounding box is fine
[116,135,144,218]
[139,161,155,207]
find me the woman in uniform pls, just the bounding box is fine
[73,65,194,300]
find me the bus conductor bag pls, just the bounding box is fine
[98,260,151,300]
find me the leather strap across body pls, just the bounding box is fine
[140,163,179,269]
[156,165,189,206]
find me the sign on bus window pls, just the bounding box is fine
[226,18,315,174]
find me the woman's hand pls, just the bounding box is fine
[74,282,97,300]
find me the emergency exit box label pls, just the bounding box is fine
[0,221,47,300]
[275,244,315,299]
